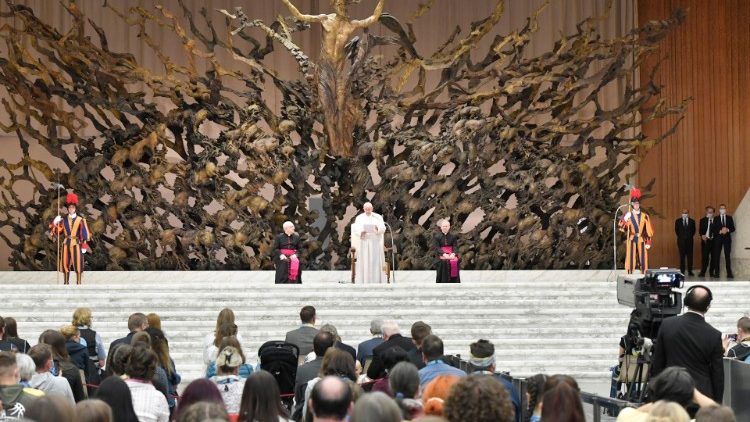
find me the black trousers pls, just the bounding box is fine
[712,237,732,275]
[700,239,714,275]
[677,240,693,274]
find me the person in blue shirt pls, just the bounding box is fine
[417,335,465,387]
[467,339,522,422]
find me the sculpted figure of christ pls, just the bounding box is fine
[281,0,385,157]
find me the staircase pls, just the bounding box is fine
[1,270,747,386]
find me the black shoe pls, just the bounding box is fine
[688,271,695,276]
[711,273,719,278]
[698,272,705,277]
[727,273,734,279]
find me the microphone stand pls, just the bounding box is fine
[384,222,396,284]
[613,203,630,275]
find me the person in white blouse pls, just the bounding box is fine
[351,202,387,284]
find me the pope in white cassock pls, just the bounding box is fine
[351,202,387,284]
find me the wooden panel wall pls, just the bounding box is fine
[638,0,750,269]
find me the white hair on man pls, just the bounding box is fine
[370,319,384,335]
[283,221,295,230]
[363,202,373,210]
[380,320,400,339]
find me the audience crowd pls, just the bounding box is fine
[0,306,741,422]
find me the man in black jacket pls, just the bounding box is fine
[698,207,717,277]
[674,209,696,276]
[651,285,724,402]
[712,204,735,278]
[366,321,416,379]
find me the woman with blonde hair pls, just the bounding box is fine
[73,307,106,393]
[647,401,690,422]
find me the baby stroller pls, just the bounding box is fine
[258,341,300,412]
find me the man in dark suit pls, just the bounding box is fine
[675,209,696,276]
[285,305,319,364]
[407,321,432,370]
[292,331,334,421]
[366,321,416,380]
[108,312,148,355]
[356,319,384,367]
[712,204,735,278]
[651,286,724,402]
[698,206,717,277]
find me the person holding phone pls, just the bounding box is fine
[724,316,750,360]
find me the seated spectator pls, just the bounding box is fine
[695,405,736,422]
[285,305,320,364]
[2,317,31,353]
[15,353,36,388]
[206,336,254,379]
[408,321,432,370]
[38,329,85,402]
[389,361,423,420]
[109,313,149,356]
[308,376,352,422]
[145,327,180,411]
[418,335,466,387]
[129,331,170,408]
[371,346,408,395]
[147,313,162,332]
[0,351,42,418]
[124,344,169,422]
[28,344,74,404]
[320,323,356,362]
[206,321,241,370]
[237,370,291,422]
[292,331,334,421]
[367,321,416,380]
[73,307,107,369]
[357,319,384,367]
[76,398,114,422]
[422,375,460,417]
[525,374,548,422]
[174,378,224,422]
[540,376,584,422]
[210,346,246,415]
[724,316,750,360]
[444,374,515,422]
[95,376,139,422]
[60,325,90,373]
[303,348,357,418]
[350,391,402,422]
[25,395,76,422]
[177,401,230,422]
[648,400,690,422]
[467,339,521,422]
[105,344,132,378]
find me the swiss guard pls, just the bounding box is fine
[619,187,654,274]
[50,192,91,285]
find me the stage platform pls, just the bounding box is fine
[1,270,747,386]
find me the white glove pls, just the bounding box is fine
[280,254,287,260]
[53,215,62,225]
[81,249,87,254]
[623,212,631,220]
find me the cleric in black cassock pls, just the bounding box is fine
[271,221,302,284]
[434,219,460,283]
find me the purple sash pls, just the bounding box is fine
[440,246,459,278]
[280,249,299,281]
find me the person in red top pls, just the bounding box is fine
[50,192,91,285]
[271,221,302,284]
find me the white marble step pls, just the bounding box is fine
[1,271,748,386]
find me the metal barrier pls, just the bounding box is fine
[723,358,750,420]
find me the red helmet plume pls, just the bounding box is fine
[66,192,79,206]
[629,187,641,203]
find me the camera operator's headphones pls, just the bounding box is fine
[684,284,713,311]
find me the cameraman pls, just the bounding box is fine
[651,286,724,402]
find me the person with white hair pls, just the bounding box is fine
[434,219,460,283]
[271,221,303,284]
[366,321,417,380]
[351,202,387,283]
